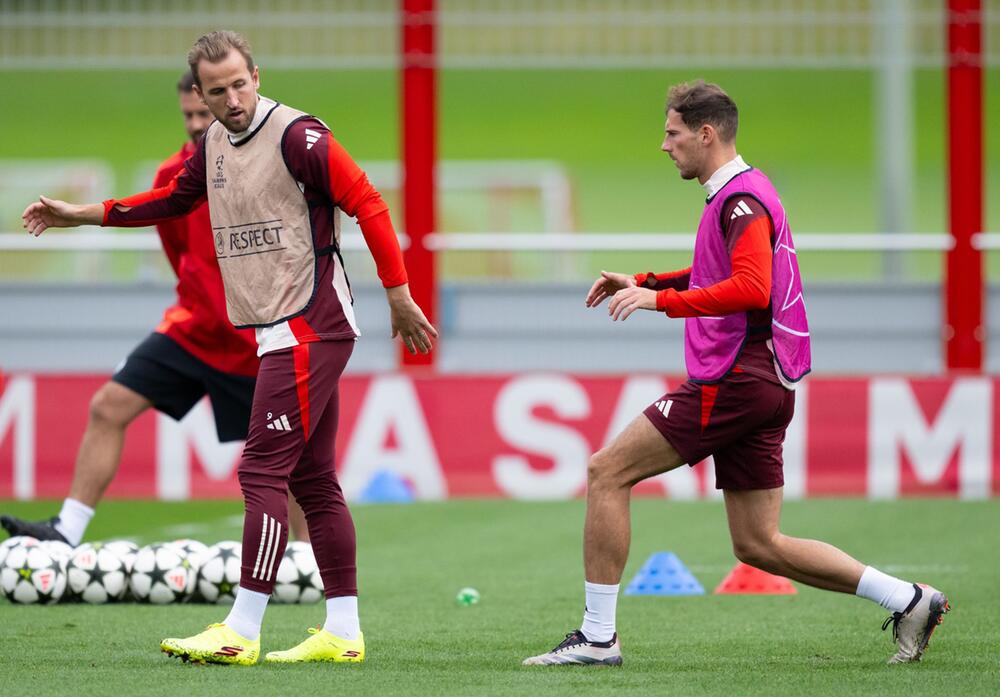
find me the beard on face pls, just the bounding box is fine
[221,107,253,133]
[676,150,703,180]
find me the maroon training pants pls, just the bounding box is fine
[237,339,356,598]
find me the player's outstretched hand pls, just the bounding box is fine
[607,286,657,321]
[386,284,439,354]
[585,270,635,308]
[22,196,102,236]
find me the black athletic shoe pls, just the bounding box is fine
[522,630,622,666]
[0,515,69,543]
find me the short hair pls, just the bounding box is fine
[187,30,255,86]
[666,80,738,143]
[177,70,196,93]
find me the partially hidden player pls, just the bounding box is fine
[2,70,311,546]
[523,81,949,667]
[21,31,437,665]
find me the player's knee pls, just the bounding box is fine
[587,448,625,490]
[289,471,338,503]
[236,466,287,499]
[732,537,778,571]
[88,384,137,427]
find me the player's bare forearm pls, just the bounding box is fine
[607,286,658,321]
[22,197,104,236]
[386,284,439,354]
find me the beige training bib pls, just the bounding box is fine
[204,103,338,328]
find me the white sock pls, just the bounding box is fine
[53,498,94,546]
[856,566,916,613]
[580,581,619,642]
[224,588,270,640]
[323,596,360,641]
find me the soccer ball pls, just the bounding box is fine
[171,538,209,600]
[171,538,208,573]
[65,543,128,604]
[40,540,75,569]
[273,541,324,604]
[1,542,66,604]
[102,540,139,573]
[129,543,192,604]
[195,541,242,604]
[171,538,208,560]
[0,535,38,567]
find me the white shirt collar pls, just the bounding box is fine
[226,95,277,144]
[702,155,750,198]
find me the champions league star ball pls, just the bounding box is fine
[129,543,192,604]
[171,538,209,561]
[0,543,66,604]
[171,539,209,600]
[66,543,129,604]
[195,541,242,604]
[273,541,324,604]
[40,540,74,569]
[102,540,139,573]
[0,535,38,567]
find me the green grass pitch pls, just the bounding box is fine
[1,498,998,696]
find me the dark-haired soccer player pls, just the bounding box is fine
[22,31,436,665]
[524,80,949,667]
[2,71,310,546]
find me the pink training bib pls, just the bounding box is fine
[685,167,811,383]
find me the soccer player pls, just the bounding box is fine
[523,81,949,667]
[22,31,437,666]
[1,71,310,545]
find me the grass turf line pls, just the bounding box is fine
[0,498,998,695]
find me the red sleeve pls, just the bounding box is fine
[634,268,691,292]
[358,211,408,287]
[151,152,188,276]
[657,215,772,317]
[282,118,406,288]
[103,139,207,227]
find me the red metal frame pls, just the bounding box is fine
[401,0,437,368]
[945,0,983,371]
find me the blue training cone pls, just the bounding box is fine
[357,469,415,503]
[624,552,704,596]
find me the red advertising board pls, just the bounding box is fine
[0,374,995,500]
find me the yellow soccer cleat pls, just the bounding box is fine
[264,628,365,664]
[160,623,260,666]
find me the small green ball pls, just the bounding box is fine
[456,586,480,606]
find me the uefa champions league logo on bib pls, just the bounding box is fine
[215,231,225,256]
[212,154,227,189]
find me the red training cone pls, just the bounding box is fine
[713,562,797,595]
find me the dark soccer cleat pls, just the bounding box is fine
[522,630,622,666]
[0,515,69,544]
[882,583,951,664]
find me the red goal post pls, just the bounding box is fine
[400,0,437,368]
[399,2,987,373]
[946,0,985,371]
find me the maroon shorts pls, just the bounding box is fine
[642,371,795,490]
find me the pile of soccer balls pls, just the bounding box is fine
[0,536,323,605]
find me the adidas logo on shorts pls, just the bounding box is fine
[654,400,673,418]
[267,414,292,431]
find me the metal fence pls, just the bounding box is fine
[1,0,996,70]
